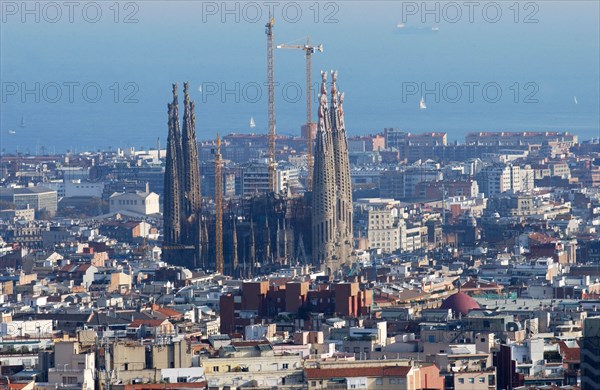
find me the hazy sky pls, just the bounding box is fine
[1,1,599,151]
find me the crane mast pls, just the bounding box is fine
[214,134,223,274]
[305,37,314,191]
[265,16,276,193]
[276,37,323,191]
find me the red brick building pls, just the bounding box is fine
[220,281,373,335]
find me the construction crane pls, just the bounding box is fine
[265,16,276,193]
[276,36,323,191]
[214,134,223,274]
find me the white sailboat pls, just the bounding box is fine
[20,115,25,128]
[249,116,256,129]
[420,97,427,110]
[573,96,578,105]
[8,129,16,135]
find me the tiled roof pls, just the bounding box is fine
[154,306,182,318]
[59,263,92,273]
[129,319,167,327]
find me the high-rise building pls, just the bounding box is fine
[162,83,202,268]
[311,71,353,274]
[581,316,600,390]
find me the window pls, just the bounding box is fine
[458,378,465,384]
[282,363,288,370]
[63,377,77,385]
[212,366,219,372]
[479,377,485,383]
[375,378,383,385]
[468,378,475,384]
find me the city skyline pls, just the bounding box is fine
[1,2,600,389]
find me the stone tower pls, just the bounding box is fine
[330,71,353,266]
[181,83,202,266]
[311,71,354,274]
[162,83,202,268]
[311,71,338,273]
[163,84,183,248]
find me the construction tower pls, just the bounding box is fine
[276,36,323,191]
[214,134,224,274]
[265,15,276,192]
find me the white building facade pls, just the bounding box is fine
[109,191,160,215]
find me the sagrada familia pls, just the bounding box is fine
[311,71,353,274]
[162,72,353,276]
[162,83,203,268]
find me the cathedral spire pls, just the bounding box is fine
[330,70,353,266]
[163,84,182,249]
[310,71,354,275]
[163,82,203,269]
[202,218,209,268]
[331,70,339,107]
[232,219,238,277]
[311,71,338,274]
[264,213,271,264]
[249,217,256,278]
[281,218,288,262]
[181,82,202,261]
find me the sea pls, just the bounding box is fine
[1,1,599,153]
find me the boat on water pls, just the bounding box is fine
[573,96,578,105]
[8,129,16,134]
[249,116,256,129]
[420,97,427,110]
[20,115,25,128]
